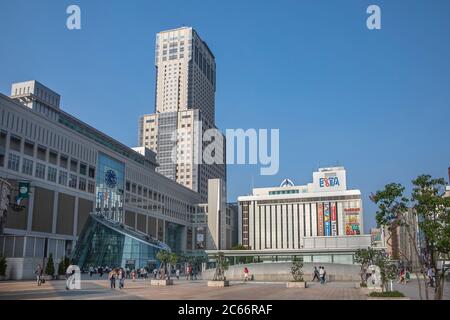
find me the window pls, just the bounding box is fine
[88,166,95,179]
[47,166,57,182]
[59,171,68,186]
[80,163,87,176]
[70,159,78,172]
[37,146,47,161]
[49,151,58,165]
[60,155,68,169]
[88,180,95,194]
[0,131,6,167]
[78,177,86,191]
[9,135,21,152]
[69,174,77,188]
[24,141,34,157]
[35,163,46,179]
[126,181,130,192]
[8,153,20,171]
[22,158,33,175]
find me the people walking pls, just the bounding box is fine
[153,268,158,279]
[244,267,249,282]
[35,264,43,286]
[98,266,104,278]
[319,266,325,284]
[118,269,125,289]
[89,266,94,277]
[108,269,116,289]
[312,266,320,282]
[176,268,180,280]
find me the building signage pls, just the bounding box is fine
[331,203,337,236]
[324,203,331,236]
[319,177,340,188]
[317,203,324,236]
[344,208,361,235]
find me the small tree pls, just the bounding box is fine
[290,256,304,282]
[57,256,71,276]
[355,247,378,286]
[213,252,229,281]
[373,250,398,292]
[156,250,178,280]
[45,254,55,277]
[0,256,7,277]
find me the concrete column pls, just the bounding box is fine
[26,186,34,231]
[72,197,79,237]
[51,190,58,234]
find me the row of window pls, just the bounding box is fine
[6,152,95,194]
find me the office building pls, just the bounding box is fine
[0,80,222,279]
[139,27,226,202]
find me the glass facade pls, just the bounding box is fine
[165,222,184,254]
[95,152,125,223]
[72,214,169,270]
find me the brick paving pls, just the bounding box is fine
[0,279,368,300]
[1,277,449,300]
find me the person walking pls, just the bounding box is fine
[244,267,249,282]
[108,269,116,289]
[98,266,104,278]
[176,268,180,280]
[35,264,43,286]
[319,266,325,284]
[118,269,125,289]
[89,266,94,277]
[427,267,435,287]
[312,266,320,282]
[153,268,158,279]
[405,268,410,283]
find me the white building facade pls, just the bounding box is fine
[238,167,367,256]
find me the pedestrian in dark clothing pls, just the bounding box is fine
[312,266,320,282]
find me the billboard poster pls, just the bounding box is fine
[331,203,337,236]
[317,203,324,236]
[195,227,205,249]
[344,208,361,235]
[324,203,331,236]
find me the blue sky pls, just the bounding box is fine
[1,0,449,232]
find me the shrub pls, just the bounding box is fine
[369,291,405,298]
[0,256,7,276]
[45,254,55,276]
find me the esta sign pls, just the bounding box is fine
[319,177,340,188]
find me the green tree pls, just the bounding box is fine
[290,256,304,282]
[411,175,450,300]
[371,176,450,300]
[156,250,178,280]
[354,247,378,286]
[0,256,7,277]
[213,252,229,281]
[57,256,71,276]
[45,254,55,277]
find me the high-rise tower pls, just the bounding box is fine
[139,27,226,202]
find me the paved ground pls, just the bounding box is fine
[393,280,450,300]
[0,278,448,300]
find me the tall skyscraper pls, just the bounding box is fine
[139,27,226,202]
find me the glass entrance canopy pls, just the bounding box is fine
[72,213,170,270]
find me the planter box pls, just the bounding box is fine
[207,280,230,287]
[150,279,174,286]
[286,282,307,288]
